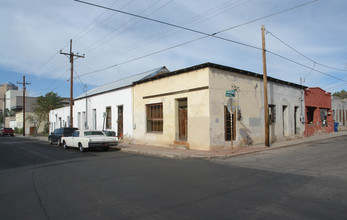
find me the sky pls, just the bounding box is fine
[1,0,346,98]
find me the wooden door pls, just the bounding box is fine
[117,106,123,138]
[178,99,187,141]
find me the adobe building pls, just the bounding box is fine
[132,63,306,151]
[304,87,333,136]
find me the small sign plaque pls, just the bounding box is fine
[225,90,235,97]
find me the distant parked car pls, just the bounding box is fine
[103,130,117,137]
[0,128,14,136]
[62,130,118,152]
[48,127,78,146]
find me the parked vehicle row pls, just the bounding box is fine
[48,127,78,145]
[0,128,14,136]
[48,127,118,152]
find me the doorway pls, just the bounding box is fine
[294,106,298,134]
[117,106,123,138]
[282,105,288,136]
[224,106,236,141]
[177,99,187,141]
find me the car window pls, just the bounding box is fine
[73,131,79,137]
[104,131,116,136]
[84,131,104,136]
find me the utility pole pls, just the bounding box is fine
[261,25,270,147]
[60,39,85,128]
[17,75,31,136]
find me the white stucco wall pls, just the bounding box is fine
[331,96,347,126]
[73,87,133,138]
[264,80,305,142]
[49,106,70,133]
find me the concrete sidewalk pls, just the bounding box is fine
[15,131,347,159]
[119,131,347,159]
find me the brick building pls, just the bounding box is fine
[304,87,333,136]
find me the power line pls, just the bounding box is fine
[266,50,347,83]
[75,0,318,78]
[80,0,165,54]
[83,0,249,64]
[75,0,317,43]
[266,29,347,72]
[83,0,248,57]
[73,0,122,44]
[77,0,137,52]
[76,36,209,78]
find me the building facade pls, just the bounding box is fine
[331,96,347,127]
[304,87,333,136]
[49,67,169,141]
[132,63,306,151]
[0,83,18,114]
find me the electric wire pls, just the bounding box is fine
[266,29,347,72]
[73,0,121,44]
[75,0,318,78]
[303,62,316,81]
[266,50,347,83]
[76,35,209,78]
[324,81,347,91]
[80,0,164,54]
[85,0,249,64]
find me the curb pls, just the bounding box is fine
[13,132,347,160]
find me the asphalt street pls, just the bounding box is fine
[1,136,347,219]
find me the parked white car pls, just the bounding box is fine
[61,130,118,152]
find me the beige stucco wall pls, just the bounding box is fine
[133,66,305,151]
[209,68,262,149]
[209,68,305,148]
[16,112,45,134]
[133,69,211,150]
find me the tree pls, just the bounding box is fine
[332,90,347,99]
[34,92,63,133]
[0,109,15,124]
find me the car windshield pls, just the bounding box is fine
[4,128,12,131]
[84,131,104,136]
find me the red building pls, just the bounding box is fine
[304,87,333,136]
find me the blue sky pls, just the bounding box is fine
[1,0,346,98]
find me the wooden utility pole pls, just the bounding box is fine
[261,25,270,147]
[60,39,85,128]
[17,75,31,136]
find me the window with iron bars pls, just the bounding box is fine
[269,104,276,124]
[146,103,163,133]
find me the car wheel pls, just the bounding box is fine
[48,140,53,145]
[79,143,85,152]
[57,139,61,146]
[63,141,69,149]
